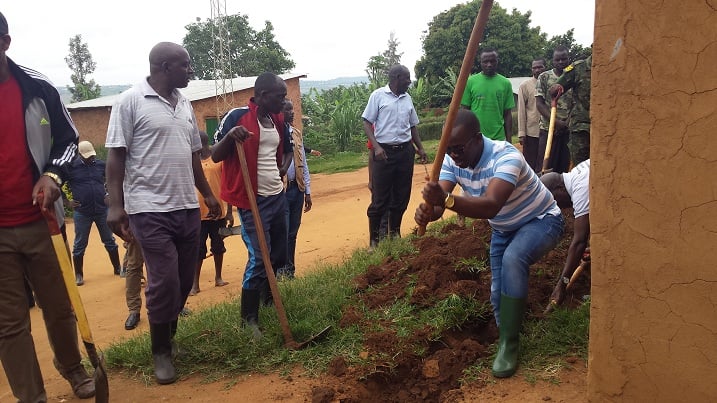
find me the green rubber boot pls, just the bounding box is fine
[492,294,526,378]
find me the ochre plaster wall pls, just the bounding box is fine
[69,77,303,146]
[590,1,717,401]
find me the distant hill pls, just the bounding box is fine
[57,85,131,104]
[299,76,369,94]
[56,76,368,103]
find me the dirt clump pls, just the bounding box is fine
[321,214,589,402]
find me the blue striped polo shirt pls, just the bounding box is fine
[439,136,560,232]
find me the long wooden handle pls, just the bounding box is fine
[235,143,298,348]
[38,193,102,366]
[541,102,557,173]
[418,0,494,236]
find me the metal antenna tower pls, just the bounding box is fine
[210,0,234,120]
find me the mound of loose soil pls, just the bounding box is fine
[314,212,590,403]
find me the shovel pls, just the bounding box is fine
[38,193,109,402]
[540,96,559,175]
[417,0,494,236]
[235,143,330,349]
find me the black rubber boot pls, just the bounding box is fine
[241,288,262,340]
[259,278,273,307]
[491,295,527,378]
[368,216,381,251]
[388,212,402,238]
[108,249,122,275]
[73,255,84,286]
[150,323,177,384]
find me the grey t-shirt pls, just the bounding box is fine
[105,79,201,214]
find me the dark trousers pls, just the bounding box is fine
[367,142,414,233]
[521,135,540,172]
[284,182,304,274]
[0,219,83,402]
[538,127,571,173]
[129,209,200,324]
[238,192,288,290]
[198,220,226,260]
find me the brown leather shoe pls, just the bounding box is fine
[54,360,96,399]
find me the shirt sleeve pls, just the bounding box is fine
[535,73,547,99]
[504,79,516,110]
[301,147,311,195]
[215,109,241,143]
[361,92,378,123]
[105,97,133,149]
[438,154,458,183]
[43,84,79,178]
[517,83,528,137]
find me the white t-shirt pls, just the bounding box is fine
[256,121,283,196]
[105,79,202,214]
[562,159,590,218]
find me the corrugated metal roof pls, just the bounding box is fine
[66,73,306,110]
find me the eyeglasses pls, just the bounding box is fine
[446,135,478,156]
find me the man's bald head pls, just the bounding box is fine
[149,42,188,73]
[254,72,287,115]
[452,109,480,140]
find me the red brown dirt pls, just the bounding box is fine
[0,167,589,402]
[312,216,589,403]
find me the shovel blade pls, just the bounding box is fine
[93,353,110,403]
[292,325,332,350]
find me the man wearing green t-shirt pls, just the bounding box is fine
[461,49,516,143]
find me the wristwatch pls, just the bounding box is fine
[444,193,455,209]
[561,276,570,285]
[42,171,63,186]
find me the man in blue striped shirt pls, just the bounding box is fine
[415,109,564,379]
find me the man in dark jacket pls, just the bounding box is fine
[0,11,95,401]
[65,140,122,285]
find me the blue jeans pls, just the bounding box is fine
[282,182,304,277]
[72,209,118,257]
[238,192,288,289]
[489,213,564,326]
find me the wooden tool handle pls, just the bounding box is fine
[417,0,494,236]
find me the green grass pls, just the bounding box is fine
[105,199,589,387]
[308,139,441,175]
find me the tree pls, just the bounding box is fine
[542,29,592,67]
[65,34,101,102]
[415,1,547,81]
[183,14,294,79]
[365,32,404,88]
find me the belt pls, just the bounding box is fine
[287,179,298,187]
[378,142,411,151]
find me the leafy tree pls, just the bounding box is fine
[542,29,592,67]
[183,14,294,79]
[365,32,404,88]
[415,1,547,80]
[65,34,101,102]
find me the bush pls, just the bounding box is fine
[418,121,444,142]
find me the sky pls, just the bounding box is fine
[2,0,594,86]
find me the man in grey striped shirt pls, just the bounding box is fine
[106,42,220,385]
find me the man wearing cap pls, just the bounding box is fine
[0,11,95,401]
[65,140,122,285]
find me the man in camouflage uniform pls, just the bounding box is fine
[551,55,592,165]
[536,46,572,173]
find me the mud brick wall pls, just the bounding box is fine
[590,1,717,401]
